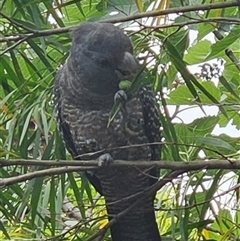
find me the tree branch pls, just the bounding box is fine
[0,158,238,169]
[0,1,239,43]
[0,159,239,187]
[106,1,240,24]
[0,166,96,187]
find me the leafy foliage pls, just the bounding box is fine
[0,0,240,240]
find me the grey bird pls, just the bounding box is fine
[54,22,162,241]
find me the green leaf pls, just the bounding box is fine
[206,25,240,60]
[31,177,43,224]
[197,23,214,41]
[68,173,86,219]
[49,177,56,235]
[184,40,212,64]
[165,39,200,101]
[165,39,226,117]
[168,85,196,105]
[0,220,10,239]
[160,92,181,161]
[195,136,236,151]
[19,107,33,145]
[199,170,223,222]
[188,116,219,136]
[198,81,221,104]
[168,29,189,58]
[219,76,240,100]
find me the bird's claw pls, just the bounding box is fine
[97,153,113,167]
[114,90,128,103]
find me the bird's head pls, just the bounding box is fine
[69,23,140,96]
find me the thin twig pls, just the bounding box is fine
[213,30,240,71]
[85,170,185,241]
[0,1,239,43]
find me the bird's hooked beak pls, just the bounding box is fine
[115,52,140,81]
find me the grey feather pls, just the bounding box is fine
[54,22,162,241]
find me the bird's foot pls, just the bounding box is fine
[97,153,113,167]
[114,90,128,103]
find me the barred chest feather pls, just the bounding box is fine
[63,94,151,161]
[61,92,154,203]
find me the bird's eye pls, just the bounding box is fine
[99,58,109,66]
